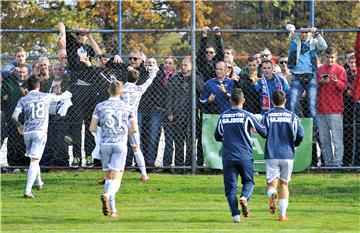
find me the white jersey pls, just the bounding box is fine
[92,98,134,145]
[121,76,154,113]
[14,90,71,134]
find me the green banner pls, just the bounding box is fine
[202,114,313,172]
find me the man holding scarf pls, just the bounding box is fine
[254,60,290,114]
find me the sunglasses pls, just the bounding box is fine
[130,57,140,61]
[279,61,288,64]
[206,51,215,54]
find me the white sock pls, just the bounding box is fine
[279,199,289,216]
[36,165,43,185]
[267,188,277,198]
[134,151,147,177]
[25,163,39,193]
[109,179,121,196]
[104,179,112,198]
[109,194,116,212]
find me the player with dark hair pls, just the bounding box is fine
[121,66,159,181]
[89,79,136,218]
[262,90,304,221]
[12,75,72,198]
[214,88,267,223]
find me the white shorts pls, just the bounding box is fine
[101,144,127,172]
[128,131,140,147]
[24,132,47,160]
[266,159,294,183]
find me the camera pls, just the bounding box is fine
[322,74,329,81]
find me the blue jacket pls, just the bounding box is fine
[214,108,267,161]
[262,107,304,160]
[200,77,234,114]
[288,33,327,73]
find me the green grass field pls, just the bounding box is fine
[1,171,359,233]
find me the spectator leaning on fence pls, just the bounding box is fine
[1,47,32,79]
[286,25,327,121]
[196,26,224,82]
[316,46,347,167]
[1,64,30,167]
[57,22,101,168]
[165,56,204,168]
[200,61,234,114]
[41,62,71,167]
[161,56,178,169]
[254,60,290,114]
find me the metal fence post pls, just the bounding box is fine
[118,0,122,56]
[191,0,197,174]
[310,0,315,27]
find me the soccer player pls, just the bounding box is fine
[12,75,72,198]
[122,66,159,181]
[89,79,136,218]
[214,88,267,223]
[262,90,304,221]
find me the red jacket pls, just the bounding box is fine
[353,30,360,101]
[317,63,347,114]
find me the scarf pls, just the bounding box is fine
[163,70,176,87]
[261,74,283,111]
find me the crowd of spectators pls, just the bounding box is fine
[1,23,359,170]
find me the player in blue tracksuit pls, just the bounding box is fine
[262,90,304,221]
[214,88,267,223]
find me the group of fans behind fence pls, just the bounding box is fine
[1,24,360,170]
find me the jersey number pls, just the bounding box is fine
[30,102,45,119]
[104,109,122,129]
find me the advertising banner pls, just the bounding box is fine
[202,114,313,172]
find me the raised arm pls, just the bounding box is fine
[84,29,102,56]
[57,22,66,49]
[213,26,224,62]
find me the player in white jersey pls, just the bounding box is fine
[121,66,159,181]
[90,80,136,218]
[12,75,72,198]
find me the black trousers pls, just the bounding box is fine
[66,84,97,159]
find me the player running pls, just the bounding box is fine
[12,75,72,198]
[262,90,304,221]
[89,79,136,218]
[214,88,267,223]
[121,66,159,181]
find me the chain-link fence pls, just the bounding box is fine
[1,1,359,172]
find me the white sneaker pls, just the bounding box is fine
[24,192,35,199]
[233,215,240,223]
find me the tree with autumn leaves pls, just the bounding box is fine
[1,0,359,62]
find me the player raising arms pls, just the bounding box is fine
[122,66,159,181]
[262,90,304,221]
[89,79,136,218]
[214,88,267,223]
[12,75,72,198]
